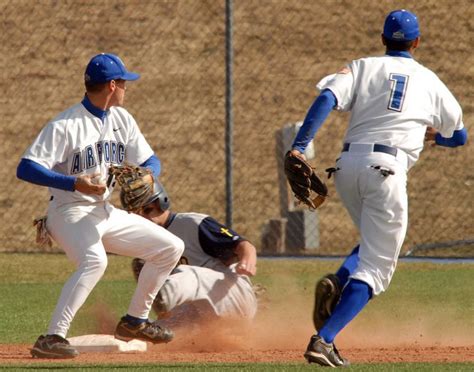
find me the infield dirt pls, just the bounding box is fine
[2,294,473,365]
[0,0,472,367]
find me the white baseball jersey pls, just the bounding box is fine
[22,103,153,206]
[21,98,184,338]
[318,55,465,168]
[316,53,465,295]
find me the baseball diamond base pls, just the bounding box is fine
[68,334,147,353]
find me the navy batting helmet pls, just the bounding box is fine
[120,177,170,212]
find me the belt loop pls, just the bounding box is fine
[325,167,340,179]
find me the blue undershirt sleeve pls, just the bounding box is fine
[16,158,76,191]
[140,154,161,177]
[291,89,337,153]
[435,128,467,147]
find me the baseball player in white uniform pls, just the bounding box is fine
[17,53,185,359]
[289,10,467,367]
[126,180,258,330]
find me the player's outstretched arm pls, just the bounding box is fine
[17,158,106,195]
[17,158,76,191]
[291,89,337,154]
[234,240,257,276]
[198,216,257,275]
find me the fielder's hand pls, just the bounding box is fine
[74,173,107,195]
[290,149,307,160]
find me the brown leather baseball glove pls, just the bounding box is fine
[109,164,154,212]
[284,151,328,209]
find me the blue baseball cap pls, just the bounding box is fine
[84,53,140,84]
[383,9,420,41]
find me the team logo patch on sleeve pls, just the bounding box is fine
[220,227,234,237]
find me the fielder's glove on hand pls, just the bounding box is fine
[284,151,328,209]
[109,164,154,212]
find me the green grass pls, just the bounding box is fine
[0,254,472,370]
[0,254,138,342]
[0,254,473,342]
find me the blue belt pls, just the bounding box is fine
[342,143,398,157]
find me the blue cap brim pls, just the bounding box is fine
[122,72,140,81]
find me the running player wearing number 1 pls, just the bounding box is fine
[290,10,467,367]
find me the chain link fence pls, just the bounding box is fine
[1,0,473,257]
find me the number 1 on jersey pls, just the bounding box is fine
[388,73,408,112]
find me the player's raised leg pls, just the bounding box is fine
[102,206,184,343]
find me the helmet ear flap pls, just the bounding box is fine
[144,178,170,212]
[158,192,171,212]
[156,185,170,211]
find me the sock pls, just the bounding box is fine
[124,314,147,326]
[335,245,360,287]
[318,279,372,343]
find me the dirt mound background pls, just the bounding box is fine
[1,0,473,254]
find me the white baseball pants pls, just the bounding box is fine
[159,264,257,320]
[46,201,184,337]
[334,144,408,295]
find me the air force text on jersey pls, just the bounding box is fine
[70,140,126,174]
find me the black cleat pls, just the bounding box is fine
[114,316,174,344]
[313,274,342,331]
[30,334,79,359]
[304,335,349,367]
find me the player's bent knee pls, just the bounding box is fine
[146,235,184,264]
[86,256,108,276]
[76,255,108,289]
[165,236,185,267]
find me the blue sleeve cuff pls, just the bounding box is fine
[435,128,467,147]
[140,154,161,177]
[17,158,76,191]
[291,89,337,152]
